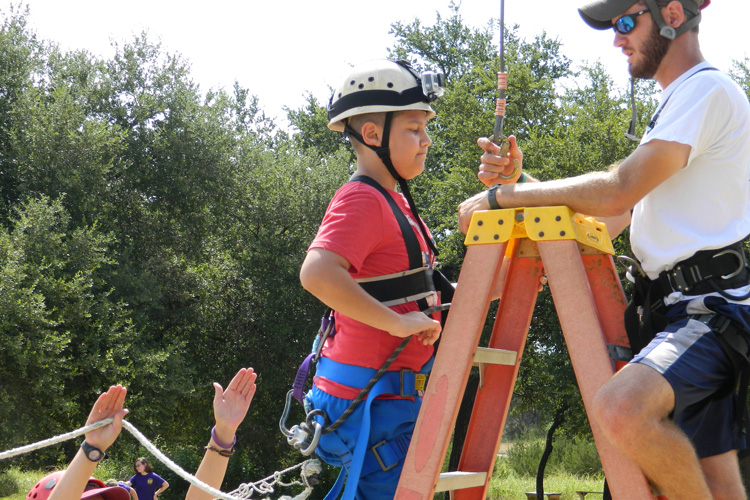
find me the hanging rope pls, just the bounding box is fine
[0,418,321,500]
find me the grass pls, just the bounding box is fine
[488,471,605,499]
[2,467,605,500]
[2,437,606,499]
[0,468,46,500]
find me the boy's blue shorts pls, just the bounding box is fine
[632,312,748,458]
[308,384,421,500]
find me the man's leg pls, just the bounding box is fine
[701,450,747,500]
[592,363,712,500]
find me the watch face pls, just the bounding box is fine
[82,441,104,461]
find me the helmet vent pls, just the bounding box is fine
[358,83,364,89]
[368,77,374,82]
[387,82,394,88]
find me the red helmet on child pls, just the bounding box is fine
[27,471,130,500]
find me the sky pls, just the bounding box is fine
[4,0,749,126]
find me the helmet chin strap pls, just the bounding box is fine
[344,113,439,256]
[645,0,702,39]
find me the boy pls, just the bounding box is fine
[299,59,446,500]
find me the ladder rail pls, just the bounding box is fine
[455,248,543,500]
[395,242,508,499]
[538,240,653,499]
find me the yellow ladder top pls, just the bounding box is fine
[464,206,614,255]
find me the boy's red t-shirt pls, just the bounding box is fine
[308,181,439,398]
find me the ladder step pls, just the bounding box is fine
[435,471,488,492]
[472,346,517,366]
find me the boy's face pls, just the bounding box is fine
[388,110,432,180]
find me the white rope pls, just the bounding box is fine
[0,418,319,500]
[0,419,112,460]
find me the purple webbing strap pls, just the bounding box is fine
[293,312,335,404]
[293,352,315,404]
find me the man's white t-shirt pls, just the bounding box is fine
[630,62,750,285]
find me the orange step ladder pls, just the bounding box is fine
[395,206,656,500]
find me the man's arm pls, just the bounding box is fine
[300,248,441,345]
[459,138,690,233]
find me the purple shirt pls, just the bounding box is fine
[128,472,165,499]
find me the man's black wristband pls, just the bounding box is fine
[487,185,501,210]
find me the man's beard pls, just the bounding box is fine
[629,22,672,79]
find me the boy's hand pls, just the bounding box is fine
[477,135,523,187]
[389,311,441,345]
[84,385,128,452]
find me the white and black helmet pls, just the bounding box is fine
[327,59,437,132]
[327,59,444,257]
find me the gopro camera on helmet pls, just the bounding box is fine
[421,71,445,103]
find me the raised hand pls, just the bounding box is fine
[83,385,128,452]
[212,367,258,444]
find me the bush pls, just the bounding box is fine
[502,436,602,477]
[553,438,602,476]
[505,439,545,477]
[0,467,44,498]
[0,469,19,497]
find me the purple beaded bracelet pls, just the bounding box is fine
[210,426,236,449]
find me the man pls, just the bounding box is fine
[457,1,750,499]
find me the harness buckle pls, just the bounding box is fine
[370,441,398,472]
[670,265,691,292]
[714,249,746,280]
[399,369,414,398]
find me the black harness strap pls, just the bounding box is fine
[646,67,717,133]
[351,175,423,270]
[692,314,750,436]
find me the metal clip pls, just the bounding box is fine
[713,249,746,280]
[616,255,646,278]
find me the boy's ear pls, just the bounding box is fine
[361,121,382,148]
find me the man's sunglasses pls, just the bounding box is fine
[613,9,650,34]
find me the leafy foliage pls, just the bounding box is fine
[1,2,749,496]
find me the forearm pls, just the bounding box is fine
[155,481,168,496]
[301,252,404,334]
[493,171,633,217]
[48,450,98,500]
[185,438,231,500]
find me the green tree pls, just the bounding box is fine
[730,56,750,99]
[0,197,138,466]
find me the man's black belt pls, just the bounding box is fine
[657,240,750,297]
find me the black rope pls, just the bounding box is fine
[322,337,410,434]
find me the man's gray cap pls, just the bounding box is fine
[579,0,708,30]
[578,0,640,30]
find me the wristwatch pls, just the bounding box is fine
[80,440,107,462]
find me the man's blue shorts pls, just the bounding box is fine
[631,298,750,458]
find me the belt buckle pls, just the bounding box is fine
[415,374,427,395]
[371,440,398,472]
[670,265,690,292]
